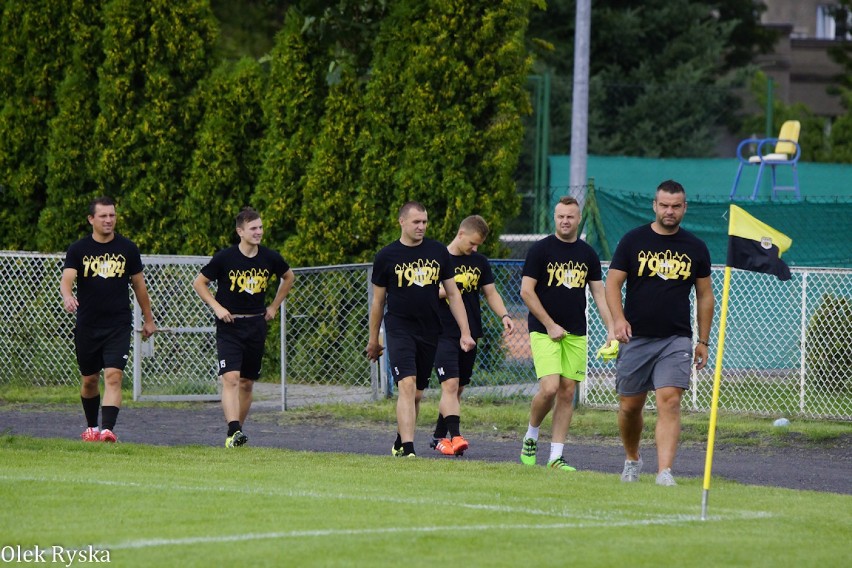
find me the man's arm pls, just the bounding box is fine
[604,268,631,343]
[444,278,475,351]
[60,268,78,314]
[365,284,387,361]
[693,275,715,371]
[130,272,157,339]
[520,275,564,341]
[192,273,232,323]
[266,269,295,321]
[482,283,514,335]
[588,280,615,341]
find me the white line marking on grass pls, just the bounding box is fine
[1,474,773,551]
[104,512,774,551]
[1,474,773,523]
[1,473,646,520]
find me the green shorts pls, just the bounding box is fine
[529,332,587,381]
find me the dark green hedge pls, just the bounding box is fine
[0,0,538,262]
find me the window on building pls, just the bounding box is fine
[817,3,852,39]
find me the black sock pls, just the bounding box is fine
[402,441,415,456]
[393,432,402,450]
[446,415,461,438]
[433,414,447,439]
[228,421,241,436]
[81,395,100,428]
[101,406,119,431]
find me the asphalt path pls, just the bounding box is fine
[2,402,849,495]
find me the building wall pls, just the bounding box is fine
[759,1,846,117]
[763,0,823,37]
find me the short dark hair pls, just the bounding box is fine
[656,180,686,196]
[88,196,115,216]
[236,206,260,228]
[459,215,489,239]
[557,196,579,207]
[398,201,426,220]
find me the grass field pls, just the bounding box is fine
[1,435,849,567]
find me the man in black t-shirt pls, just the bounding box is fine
[519,196,615,471]
[429,215,514,457]
[606,180,715,486]
[193,207,295,448]
[366,202,475,458]
[61,196,157,443]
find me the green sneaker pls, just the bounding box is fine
[547,456,576,471]
[391,444,404,457]
[225,431,248,448]
[520,437,537,466]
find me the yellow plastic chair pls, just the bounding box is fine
[730,120,801,200]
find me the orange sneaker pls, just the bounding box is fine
[450,435,469,456]
[434,438,455,456]
[100,429,117,443]
[81,427,100,442]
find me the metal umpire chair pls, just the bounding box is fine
[730,120,802,201]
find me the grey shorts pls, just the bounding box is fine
[615,336,693,396]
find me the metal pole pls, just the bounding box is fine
[133,303,141,401]
[281,298,288,411]
[765,77,774,138]
[540,72,551,233]
[570,0,591,210]
[530,76,544,232]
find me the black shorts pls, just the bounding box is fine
[216,316,268,380]
[385,329,438,390]
[434,336,478,386]
[74,324,132,376]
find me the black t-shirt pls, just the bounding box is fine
[522,234,602,336]
[200,245,290,315]
[63,234,144,328]
[437,251,495,339]
[371,238,453,336]
[609,224,712,338]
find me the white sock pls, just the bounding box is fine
[524,424,539,441]
[549,443,564,463]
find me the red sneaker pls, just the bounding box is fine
[434,438,455,456]
[450,436,469,456]
[100,429,117,443]
[81,427,100,442]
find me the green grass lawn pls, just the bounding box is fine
[1,435,849,567]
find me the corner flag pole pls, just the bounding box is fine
[701,266,732,520]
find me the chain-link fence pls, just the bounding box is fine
[1,252,850,419]
[132,255,219,401]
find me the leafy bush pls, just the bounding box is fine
[806,294,852,392]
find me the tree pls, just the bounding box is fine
[526,0,778,157]
[359,0,537,253]
[253,9,330,249]
[0,1,72,249]
[285,66,374,266]
[93,0,217,254]
[179,58,266,255]
[827,0,852,163]
[38,0,105,252]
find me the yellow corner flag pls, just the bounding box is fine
[702,205,793,520]
[726,204,793,281]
